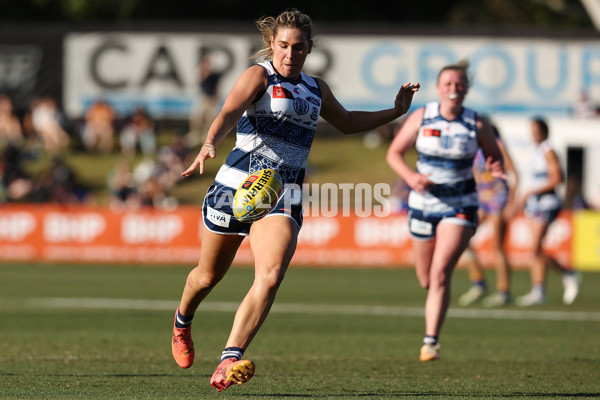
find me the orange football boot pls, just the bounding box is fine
[171,309,195,368]
[210,358,255,392]
[419,343,441,362]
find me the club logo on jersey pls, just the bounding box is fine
[440,135,455,149]
[273,86,294,99]
[293,98,309,115]
[423,128,441,137]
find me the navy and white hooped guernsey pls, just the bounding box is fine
[203,61,322,234]
[215,60,321,189]
[524,139,562,223]
[407,102,480,238]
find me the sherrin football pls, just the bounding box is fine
[232,169,284,223]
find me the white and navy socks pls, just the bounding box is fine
[532,283,545,297]
[473,280,486,290]
[175,309,194,329]
[423,335,439,346]
[221,347,244,362]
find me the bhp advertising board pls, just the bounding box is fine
[0,204,583,269]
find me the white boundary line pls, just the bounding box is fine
[25,297,600,322]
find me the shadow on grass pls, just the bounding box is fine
[0,372,210,378]
[236,393,600,398]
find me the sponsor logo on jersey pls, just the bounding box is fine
[273,86,294,99]
[456,212,474,221]
[409,218,433,236]
[206,206,231,228]
[306,96,320,106]
[423,128,441,137]
[310,107,319,121]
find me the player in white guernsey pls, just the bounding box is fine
[515,118,581,307]
[387,60,505,362]
[171,9,420,391]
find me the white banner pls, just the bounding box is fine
[64,32,600,118]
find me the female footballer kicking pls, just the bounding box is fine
[172,9,419,391]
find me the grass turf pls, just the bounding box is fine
[0,263,598,399]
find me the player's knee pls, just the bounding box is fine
[429,269,451,288]
[188,269,222,290]
[255,264,286,291]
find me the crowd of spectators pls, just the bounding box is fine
[0,94,193,209]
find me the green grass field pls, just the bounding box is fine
[1,263,599,399]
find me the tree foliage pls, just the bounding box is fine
[0,0,593,30]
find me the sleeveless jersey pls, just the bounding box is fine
[213,61,322,191]
[408,102,479,213]
[530,140,554,191]
[525,139,561,216]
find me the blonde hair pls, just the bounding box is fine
[252,9,313,60]
[437,59,471,87]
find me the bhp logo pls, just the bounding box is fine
[121,215,183,244]
[44,213,106,242]
[0,212,36,241]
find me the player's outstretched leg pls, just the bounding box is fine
[210,358,255,392]
[171,308,195,368]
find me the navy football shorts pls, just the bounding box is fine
[202,183,303,236]
[407,206,479,240]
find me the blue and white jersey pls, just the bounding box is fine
[213,61,322,191]
[408,102,480,213]
[530,140,553,191]
[525,139,561,219]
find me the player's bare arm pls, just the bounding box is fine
[318,79,419,134]
[182,66,267,176]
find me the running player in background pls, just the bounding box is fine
[386,60,505,362]
[515,117,581,307]
[458,125,519,307]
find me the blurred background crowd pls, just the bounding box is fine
[0,94,192,210]
[1,0,599,211]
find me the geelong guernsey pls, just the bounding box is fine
[213,61,322,191]
[525,139,561,212]
[408,102,479,214]
[530,139,554,191]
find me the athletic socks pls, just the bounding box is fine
[221,347,244,361]
[175,309,194,329]
[174,309,245,362]
[423,335,439,346]
[532,283,545,297]
[473,280,486,289]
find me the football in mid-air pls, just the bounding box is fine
[232,168,284,223]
